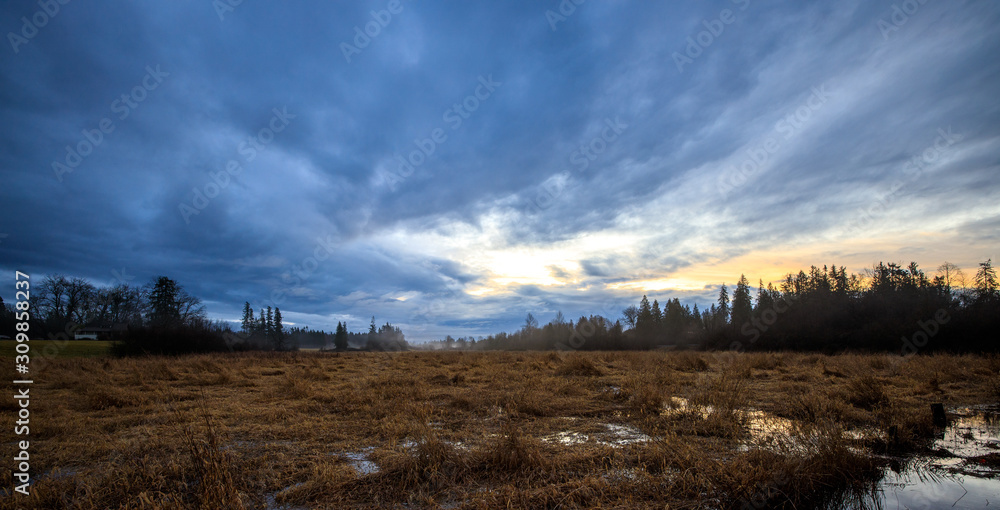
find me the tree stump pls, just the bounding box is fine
[930,403,947,427]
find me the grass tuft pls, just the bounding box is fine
[556,354,604,376]
[844,374,889,411]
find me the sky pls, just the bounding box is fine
[1,0,998,342]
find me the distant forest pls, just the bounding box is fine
[0,274,407,355]
[430,260,999,354]
[3,259,997,355]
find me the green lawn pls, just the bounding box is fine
[0,339,113,358]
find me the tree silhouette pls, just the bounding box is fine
[273,307,285,350]
[147,276,181,328]
[241,302,253,335]
[334,321,348,351]
[715,284,730,329]
[731,275,752,330]
[975,259,998,301]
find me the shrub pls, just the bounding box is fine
[112,325,230,356]
[556,354,603,377]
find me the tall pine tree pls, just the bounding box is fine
[334,321,348,351]
[241,302,253,335]
[731,274,753,329]
[716,284,730,329]
[273,307,284,350]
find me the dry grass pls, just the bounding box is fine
[1,350,996,509]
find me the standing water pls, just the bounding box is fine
[876,405,1000,509]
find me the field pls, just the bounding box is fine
[0,340,112,359]
[2,350,999,509]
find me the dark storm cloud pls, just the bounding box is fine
[2,0,999,340]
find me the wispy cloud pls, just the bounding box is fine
[1,1,998,340]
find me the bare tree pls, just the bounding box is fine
[177,288,207,325]
[621,305,639,329]
[524,313,538,331]
[36,274,68,325]
[936,262,967,290]
[94,284,146,325]
[64,277,96,324]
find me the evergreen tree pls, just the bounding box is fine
[637,295,653,327]
[273,307,284,350]
[241,302,253,335]
[755,279,772,312]
[731,274,753,328]
[148,276,181,327]
[975,259,998,300]
[716,284,730,328]
[705,304,716,331]
[265,306,274,339]
[334,321,348,351]
[636,295,655,346]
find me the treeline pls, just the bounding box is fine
[460,260,999,354]
[0,273,408,356]
[0,274,209,339]
[0,274,234,355]
[244,317,409,352]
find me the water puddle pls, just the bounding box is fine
[340,448,379,475]
[541,423,651,447]
[878,468,1000,509]
[603,423,653,445]
[664,397,803,449]
[874,405,1000,509]
[602,385,621,396]
[934,406,1000,461]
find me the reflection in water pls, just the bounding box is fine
[878,466,1000,509]
[540,422,652,446]
[873,406,1000,510]
[340,448,379,475]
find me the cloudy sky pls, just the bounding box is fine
[1,1,998,341]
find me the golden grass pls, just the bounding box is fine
[1,350,996,509]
